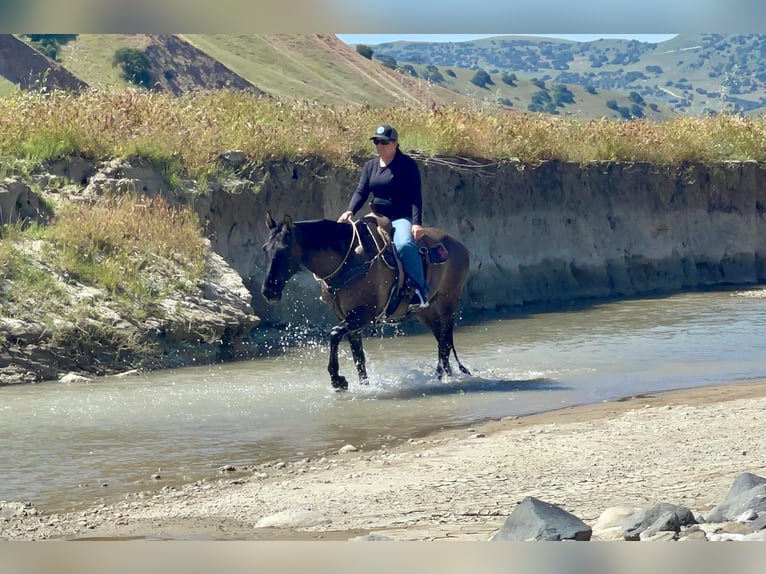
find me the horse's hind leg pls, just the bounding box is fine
[421,315,454,379]
[430,317,471,380]
[328,322,349,391]
[442,320,471,376]
[347,330,368,385]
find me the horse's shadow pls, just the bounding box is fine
[349,372,567,400]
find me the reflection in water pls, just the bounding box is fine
[1,287,764,513]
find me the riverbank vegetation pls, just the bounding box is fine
[0,192,204,322]
[2,89,766,183]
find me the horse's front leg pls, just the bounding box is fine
[347,330,368,384]
[328,322,349,391]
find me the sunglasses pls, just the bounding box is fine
[372,139,392,146]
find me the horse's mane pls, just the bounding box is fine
[295,218,352,253]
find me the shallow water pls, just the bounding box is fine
[1,287,765,513]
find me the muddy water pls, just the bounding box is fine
[1,287,764,513]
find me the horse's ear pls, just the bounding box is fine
[266,211,276,230]
[283,214,294,230]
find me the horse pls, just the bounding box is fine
[261,212,472,391]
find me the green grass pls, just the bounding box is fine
[0,222,67,320]
[0,76,19,97]
[54,34,150,91]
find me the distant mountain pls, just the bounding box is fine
[363,34,766,116]
[4,34,761,119]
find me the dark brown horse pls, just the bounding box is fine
[261,212,472,391]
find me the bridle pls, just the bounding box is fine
[316,222,361,283]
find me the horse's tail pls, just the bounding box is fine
[451,346,472,376]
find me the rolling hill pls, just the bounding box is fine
[4,34,763,119]
[365,34,766,116]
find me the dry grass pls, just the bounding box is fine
[1,90,766,181]
[1,193,205,322]
[42,193,205,312]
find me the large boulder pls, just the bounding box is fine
[489,496,592,541]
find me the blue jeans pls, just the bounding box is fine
[392,218,429,296]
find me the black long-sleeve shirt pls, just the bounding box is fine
[347,149,423,225]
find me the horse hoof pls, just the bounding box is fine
[331,377,349,391]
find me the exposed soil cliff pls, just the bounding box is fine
[199,155,766,327]
[0,35,87,91]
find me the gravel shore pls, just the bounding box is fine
[2,379,766,542]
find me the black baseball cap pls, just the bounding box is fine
[370,124,398,142]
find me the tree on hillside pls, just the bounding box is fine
[375,54,397,70]
[501,72,517,86]
[23,34,78,61]
[470,69,494,89]
[356,44,373,60]
[113,47,152,88]
[423,64,444,83]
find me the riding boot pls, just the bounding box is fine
[398,243,429,309]
[391,218,429,309]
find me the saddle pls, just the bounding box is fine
[356,214,449,321]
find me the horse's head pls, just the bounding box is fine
[261,212,301,304]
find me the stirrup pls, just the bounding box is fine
[408,289,429,311]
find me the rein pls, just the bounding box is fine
[315,222,361,283]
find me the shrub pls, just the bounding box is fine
[355,44,373,60]
[375,54,396,70]
[24,34,78,61]
[113,47,152,88]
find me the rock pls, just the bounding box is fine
[708,532,746,542]
[59,372,92,384]
[338,444,358,454]
[254,509,330,529]
[705,472,766,523]
[640,531,677,542]
[622,503,697,541]
[349,533,394,541]
[678,526,708,541]
[750,513,766,531]
[592,506,637,540]
[743,530,766,541]
[489,497,592,541]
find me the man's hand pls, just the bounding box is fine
[337,210,353,223]
[412,224,425,241]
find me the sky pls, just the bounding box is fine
[336,34,678,46]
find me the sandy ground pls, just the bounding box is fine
[4,379,766,542]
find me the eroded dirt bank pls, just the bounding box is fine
[197,156,766,326]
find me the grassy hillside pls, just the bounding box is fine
[0,76,19,97]
[6,34,762,119]
[48,34,478,109]
[397,62,674,120]
[3,34,670,119]
[370,34,766,116]
[56,34,151,91]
